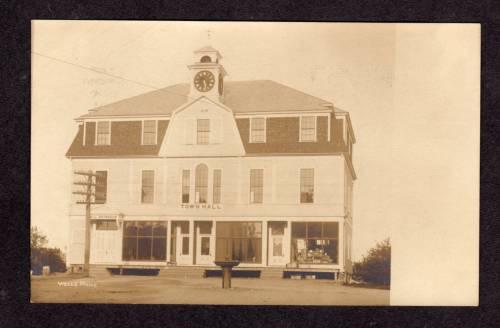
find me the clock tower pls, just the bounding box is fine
[188,46,227,103]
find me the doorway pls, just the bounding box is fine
[195,221,214,265]
[170,221,191,265]
[268,222,287,266]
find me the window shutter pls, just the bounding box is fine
[184,118,195,144]
[211,118,223,144]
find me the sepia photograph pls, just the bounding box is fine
[30,21,479,306]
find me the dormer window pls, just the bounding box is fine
[96,121,111,145]
[200,55,211,63]
[197,119,210,144]
[250,117,266,143]
[142,120,157,145]
[300,116,317,142]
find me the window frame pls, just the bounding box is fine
[94,170,108,204]
[196,119,210,145]
[141,170,155,204]
[195,164,209,204]
[141,120,158,145]
[95,121,111,145]
[122,221,167,261]
[299,116,317,142]
[299,168,315,204]
[181,169,190,204]
[213,169,222,204]
[249,169,264,204]
[249,117,267,143]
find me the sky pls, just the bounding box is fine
[31,22,479,304]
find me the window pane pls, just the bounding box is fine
[213,169,222,204]
[124,222,138,237]
[137,221,153,236]
[300,116,316,142]
[143,120,156,145]
[308,223,322,238]
[182,170,190,203]
[95,171,107,204]
[197,119,210,144]
[250,118,265,143]
[195,164,208,203]
[250,169,263,203]
[152,238,166,260]
[137,237,152,260]
[198,222,211,234]
[292,222,306,238]
[300,168,314,203]
[273,237,283,256]
[179,222,189,234]
[96,121,110,145]
[141,170,155,203]
[215,222,262,263]
[323,222,339,238]
[182,237,189,255]
[96,220,117,231]
[152,222,167,237]
[123,237,137,260]
[271,222,285,235]
[201,237,210,255]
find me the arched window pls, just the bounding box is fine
[200,55,211,63]
[195,164,208,203]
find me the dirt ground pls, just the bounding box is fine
[31,274,390,305]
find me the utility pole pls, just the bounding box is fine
[73,170,105,277]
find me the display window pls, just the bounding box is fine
[291,222,338,264]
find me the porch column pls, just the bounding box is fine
[189,220,194,265]
[212,220,217,265]
[262,220,268,266]
[285,220,292,265]
[166,220,171,263]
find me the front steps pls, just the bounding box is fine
[88,264,340,280]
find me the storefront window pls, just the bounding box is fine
[216,222,262,263]
[123,221,167,261]
[291,222,338,264]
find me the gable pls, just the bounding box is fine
[159,97,245,157]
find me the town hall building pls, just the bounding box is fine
[66,46,356,280]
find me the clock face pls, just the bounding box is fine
[218,74,223,95]
[194,71,215,92]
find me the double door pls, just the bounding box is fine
[170,221,214,265]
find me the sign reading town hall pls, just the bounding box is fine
[66,45,356,280]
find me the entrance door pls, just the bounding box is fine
[196,222,214,265]
[268,222,287,266]
[175,222,191,265]
[91,220,120,264]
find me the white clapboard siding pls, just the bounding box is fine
[211,118,223,144]
[184,118,195,144]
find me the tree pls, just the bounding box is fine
[352,238,391,286]
[31,226,66,275]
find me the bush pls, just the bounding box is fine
[352,238,390,286]
[31,226,66,275]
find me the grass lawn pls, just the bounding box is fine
[31,273,390,305]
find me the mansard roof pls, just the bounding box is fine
[78,80,333,119]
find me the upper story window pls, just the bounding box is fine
[141,170,155,204]
[182,170,190,203]
[94,171,107,204]
[213,169,222,204]
[250,169,264,204]
[197,119,210,144]
[142,120,157,145]
[96,121,111,145]
[250,117,266,143]
[300,168,314,203]
[195,164,208,203]
[300,116,317,142]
